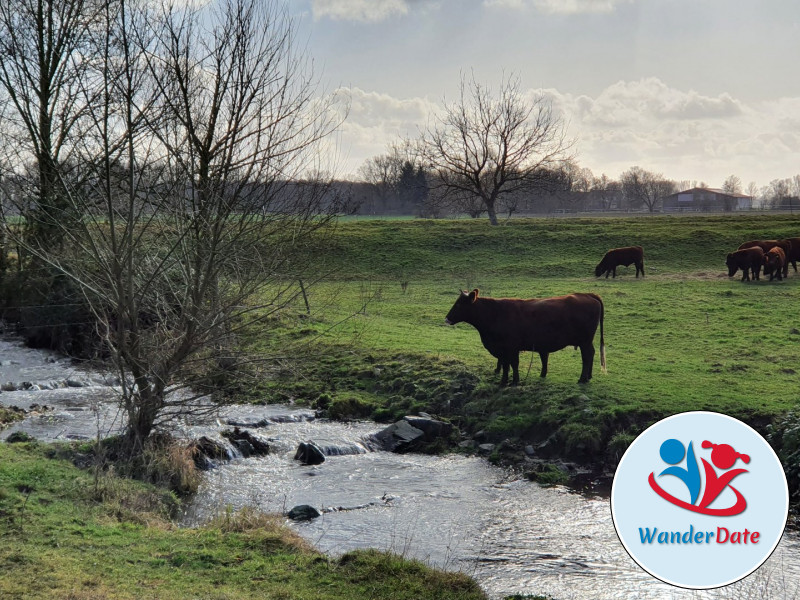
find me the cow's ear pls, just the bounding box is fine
[727,253,732,259]
[470,288,479,302]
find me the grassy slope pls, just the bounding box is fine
[0,443,485,600]
[243,214,800,463]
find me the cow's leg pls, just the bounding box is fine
[793,260,798,273]
[612,267,617,278]
[640,261,645,277]
[510,353,520,386]
[500,361,510,386]
[742,270,749,282]
[494,359,502,374]
[578,343,595,384]
[539,352,549,378]
[605,269,610,279]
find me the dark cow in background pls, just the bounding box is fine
[445,289,605,385]
[726,247,764,281]
[738,240,791,279]
[595,246,644,278]
[779,237,800,273]
[764,247,786,281]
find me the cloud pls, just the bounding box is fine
[334,88,437,174]
[542,78,793,185]
[310,0,435,22]
[484,0,634,14]
[331,78,800,187]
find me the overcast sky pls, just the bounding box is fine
[289,0,800,191]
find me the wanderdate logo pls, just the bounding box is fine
[648,438,750,516]
[611,412,788,589]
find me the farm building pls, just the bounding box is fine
[661,187,753,212]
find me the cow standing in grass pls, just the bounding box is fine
[780,237,800,273]
[764,247,787,281]
[739,240,791,279]
[444,289,605,385]
[595,246,645,278]
[726,247,764,281]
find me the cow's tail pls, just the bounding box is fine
[590,293,606,374]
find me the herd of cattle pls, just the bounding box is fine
[445,238,798,385]
[726,238,800,282]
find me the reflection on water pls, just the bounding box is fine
[2,335,799,600]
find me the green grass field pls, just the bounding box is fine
[243,214,800,466]
[0,443,485,600]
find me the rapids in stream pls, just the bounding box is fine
[2,334,799,600]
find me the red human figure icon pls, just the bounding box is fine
[698,441,750,511]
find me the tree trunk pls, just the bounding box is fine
[486,202,499,226]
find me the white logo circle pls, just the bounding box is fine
[611,411,788,589]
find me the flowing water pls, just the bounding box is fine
[2,334,799,600]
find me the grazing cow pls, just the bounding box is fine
[444,289,605,385]
[764,247,786,281]
[738,240,791,278]
[595,246,645,278]
[726,247,764,281]
[779,237,800,273]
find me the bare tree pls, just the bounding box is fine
[420,73,571,225]
[620,166,675,213]
[16,0,344,453]
[0,0,99,249]
[722,174,742,195]
[591,174,621,211]
[746,181,758,201]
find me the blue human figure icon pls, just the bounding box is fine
[658,439,701,505]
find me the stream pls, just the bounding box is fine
[2,334,799,600]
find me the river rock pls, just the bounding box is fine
[478,443,496,453]
[226,418,270,429]
[368,415,453,453]
[288,504,321,521]
[221,428,270,457]
[6,431,35,443]
[294,441,326,465]
[524,445,536,457]
[189,436,230,470]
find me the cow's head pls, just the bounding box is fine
[594,262,605,277]
[445,289,478,325]
[725,253,738,277]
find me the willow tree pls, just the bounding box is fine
[420,73,571,225]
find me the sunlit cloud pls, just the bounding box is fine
[333,78,799,187]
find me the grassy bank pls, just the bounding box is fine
[238,214,800,472]
[0,442,485,600]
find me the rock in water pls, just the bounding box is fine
[189,436,229,470]
[294,441,326,465]
[6,431,35,443]
[288,504,321,521]
[221,428,270,456]
[367,416,453,453]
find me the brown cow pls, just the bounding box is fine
[764,247,786,281]
[444,289,605,385]
[595,246,644,278]
[779,237,800,273]
[726,247,764,281]
[738,240,791,278]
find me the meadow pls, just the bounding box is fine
[244,214,800,469]
[0,443,485,599]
